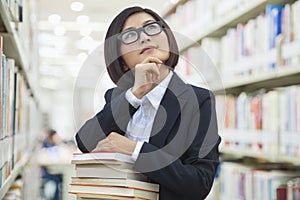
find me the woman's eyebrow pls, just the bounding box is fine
[123,26,135,32]
[122,20,156,32]
[143,20,155,25]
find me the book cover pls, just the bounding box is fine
[69,184,158,200]
[287,178,300,200]
[266,4,284,49]
[75,193,150,200]
[72,152,134,164]
[0,35,2,140]
[75,164,146,181]
[71,177,159,192]
[292,1,300,41]
[7,59,15,137]
[2,54,7,138]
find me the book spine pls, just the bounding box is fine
[0,35,2,140]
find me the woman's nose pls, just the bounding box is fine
[139,31,151,44]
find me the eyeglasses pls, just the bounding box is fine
[118,21,163,45]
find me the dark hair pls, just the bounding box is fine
[104,6,179,86]
[48,129,57,136]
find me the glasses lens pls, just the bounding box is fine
[144,22,162,36]
[121,31,138,44]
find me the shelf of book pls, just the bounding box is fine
[163,0,188,17]
[0,1,35,98]
[213,65,300,94]
[174,0,294,52]
[0,0,13,33]
[0,150,30,200]
[220,129,300,166]
[219,162,300,200]
[0,0,41,199]
[220,147,300,164]
[167,0,300,198]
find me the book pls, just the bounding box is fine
[76,193,149,200]
[75,164,146,181]
[276,186,287,200]
[69,184,158,200]
[72,152,134,164]
[71,177,159,192]
[292,0,300,41]
[287,178,300,200]
[0,35,2,140]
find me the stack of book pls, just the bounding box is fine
[69,152,159,200]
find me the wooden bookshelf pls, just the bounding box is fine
[0,151,30,199]
[0,0,41,199]
[213,65,300,95]
[177,0,294,52]
[163,0,189,17]
[220,147,300,165]
[0,0,35,98]
[167,0,300,198]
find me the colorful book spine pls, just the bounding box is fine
[220,162,300,200]
[0,35,3,140]
[266,4,284,49]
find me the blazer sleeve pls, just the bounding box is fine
[134,90,221,199]
[75,88,138,152]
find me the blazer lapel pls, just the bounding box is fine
[149,73,187,148]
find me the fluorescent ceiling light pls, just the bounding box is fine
[54,40,66,50]
[81,36,93,44]
[40,76,60,90]
[54,26,66,36]
[76,36,97,51]
[39,46,63,57]
[80,27,92,36]
[39,66,64,77]
[38,33,67,47]
[48,14,61,24]
[39,21,107,32]
[76,15,90,24]
[70,1,84,12]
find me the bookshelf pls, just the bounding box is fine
[0,0,41,199]
[214,64,300,95]
[165,0,300,198]
[163,0,189,17]
[0,150,30,200]
[170,0,295,52]
[165,0,300,160]
[0,0,34,98]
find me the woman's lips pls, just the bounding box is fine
[140,46,156,54]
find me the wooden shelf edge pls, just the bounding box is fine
[163,0,189,17]
[0,0,36,99]
[0,0,14,33]
[1,31,36,99]
[0,152,30,199]
[213,65,300,94]
[220,147,300,165]
[179,0,267,52]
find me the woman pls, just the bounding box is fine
[76,6,221,200]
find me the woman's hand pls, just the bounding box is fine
[91,132,137,155]
[132,56,163,99]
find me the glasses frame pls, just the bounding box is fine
[117,21,163,45]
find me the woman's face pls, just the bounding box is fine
[119,12,170,70]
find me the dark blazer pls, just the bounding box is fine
[76,72,221,200]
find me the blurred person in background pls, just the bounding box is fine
[39,128,62,200]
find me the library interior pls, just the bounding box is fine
[0,0,300,199]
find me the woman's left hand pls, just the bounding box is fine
[91,132,137,155]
